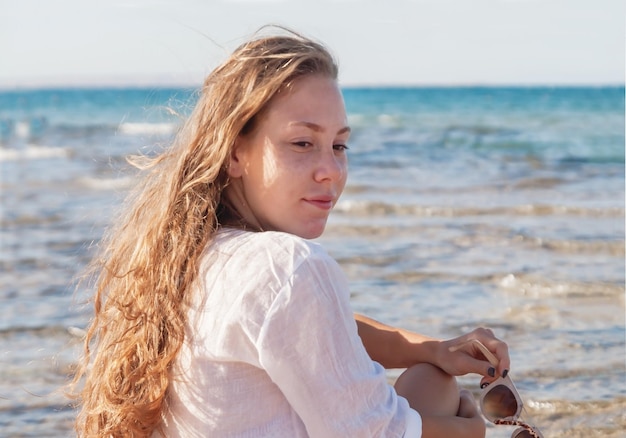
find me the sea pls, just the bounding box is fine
[0,85,624,437]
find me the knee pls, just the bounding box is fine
[394,363,460,416]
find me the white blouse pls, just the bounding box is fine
[158,228,422,437]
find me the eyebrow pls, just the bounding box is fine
[290,121,351,135]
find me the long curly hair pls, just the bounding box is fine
[70,27,338,437]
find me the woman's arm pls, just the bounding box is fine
[354,313,438,368]
[354,313,510,378]
[356,314,499,437]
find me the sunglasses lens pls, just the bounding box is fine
[483,384,519,419]
[512,429,536,438]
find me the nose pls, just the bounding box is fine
[313,146,347,183]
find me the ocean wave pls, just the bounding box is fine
[0,324,73,338]
[331,248,625,298]
[506,397,626,438]
[0,118,177,148]
[514,235,625,256]
[0,213,64,227]
[451,231,625,257]
[334,199,624,218]
[0,145,70,161]
[378,270,625,299]
[117,122,178,135]
[0,117,48,141]
[496,273,625,298]
[324,222,624,259]
[76,176,135,190]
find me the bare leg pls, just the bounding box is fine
[394,363,460,416]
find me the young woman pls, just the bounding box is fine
[72,29,510,437]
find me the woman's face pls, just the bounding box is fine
[227,74,350,239]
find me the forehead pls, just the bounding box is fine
[263,75,347,123]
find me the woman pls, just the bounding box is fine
[72,28,510,437]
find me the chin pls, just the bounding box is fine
[302,231,324,240]
[294,223,326,240]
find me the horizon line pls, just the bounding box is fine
[1,71,625,91]
[1,80,624,92]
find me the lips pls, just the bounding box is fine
[304,195,335,210]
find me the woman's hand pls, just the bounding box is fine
[435,327,510,382]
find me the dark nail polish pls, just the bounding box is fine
[488,367,495,377]
[502,369,509,378]
[480,382,490,389]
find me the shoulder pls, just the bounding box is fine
[200,229,340,294]
[213,228,332,269]
[195,229,346,338]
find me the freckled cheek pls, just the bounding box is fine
[283,154,314,179]
[338,159,349,189]
[262,153,280,186]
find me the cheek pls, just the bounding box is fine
[262,152,279,185]
[338,159,349,188]
[246,138,279,187]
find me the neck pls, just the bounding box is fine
[220,183,265,232]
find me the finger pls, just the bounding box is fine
[446,334,510,378]
[481,338,510,377]
[493,341,511,376]
[460,355,500,379]
[479,376,498,389]
[472,329,511,376]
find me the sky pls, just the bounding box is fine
[1,0,624,88]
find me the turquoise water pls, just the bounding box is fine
[0,86,624,436]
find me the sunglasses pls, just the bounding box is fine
[453,340,544,438]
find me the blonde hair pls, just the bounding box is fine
[71,28,338,437]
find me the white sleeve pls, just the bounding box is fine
[404,408,422,437]
[255,248,418,438]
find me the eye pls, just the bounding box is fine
[292,141,313,148]
[333,143,349,152]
